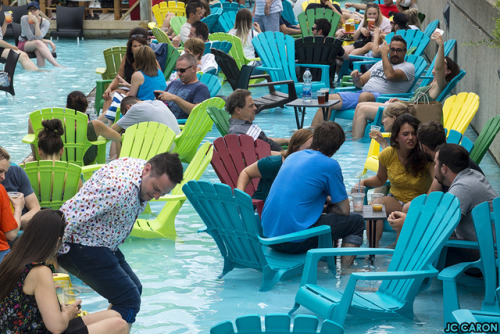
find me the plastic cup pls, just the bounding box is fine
[370,125,381,133]
[345,20,355,33]
[7,192,21,199]
[62,287,81,305]
[317,91,325,104]
[352,193,365,213]
[368,18,375,30]
[4,12,13,24]
[320,88,330,102]
[54,273,72,304]
[371,193,384,212]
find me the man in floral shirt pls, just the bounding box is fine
[57,152,183,326]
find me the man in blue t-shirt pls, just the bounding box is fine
[261,122,365,265]
[155,53,210,120]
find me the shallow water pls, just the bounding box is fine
[1,38,499,333]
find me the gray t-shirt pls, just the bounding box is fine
[19,15,50,42]
[363,60,415,95]
[448,168,498,241]
[116,100,181,135]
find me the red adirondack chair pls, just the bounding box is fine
[211,134,272,216]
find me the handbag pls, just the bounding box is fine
[410,92,443,124]
[353,34,372,49]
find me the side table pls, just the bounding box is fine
[286,98,340,129]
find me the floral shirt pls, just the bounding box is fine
[60,158,148,252]
[0,262,54,333]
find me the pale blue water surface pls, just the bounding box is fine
[1,38,499,334]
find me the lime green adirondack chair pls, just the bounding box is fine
[208,32,260,69]
[95,46,127,114]
[22,108,107,166]
[470,115,500,164]
[22,160,82,210]
[298,8,342,38]
[207,106,230,137]
[131,141,214,239]
[170,16,187,38]
[172,97,225,163]
[152,27,173,45]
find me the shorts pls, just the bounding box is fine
[338,91,381,110]
[17,41,27,52]
[387,193,404,206]
[64,317,88,334]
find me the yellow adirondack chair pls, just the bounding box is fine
[153,1,186,25]
[22,108,107,166]
[95,46,127,114]
[131,141,214,239]
[172,97,225,163]
[208,33,260,70]
[23,160,82,210]
[362,132,391,175]
[443,92,480,135]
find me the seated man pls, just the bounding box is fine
[261,121,365,265]
[179,1,204,44]
[226,89,288,153]
[188,21,209,42]
[388,144,498,266]
[279,15,301,36]
[0,147,39,228]
[155,53,210,120]
[311,35,415,128]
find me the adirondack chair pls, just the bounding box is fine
[198,72,222,97]
[152,27,173,45]
[423,19,440,39]
[170,16,187,37]
[131,142,214,239]
[207,106,230,136]
[221,2,245,11]
[439,198,500,326]
[450,309,500,334]
[201,13,221,33]
[282,0,298,25]
[211,314,343,334]
[172,97,225,163]
[22,108,106,166]
[0,49,19,97]
[183,180,334,291]
[470,115,500,164]
[22,160,82,210]
[443,92,480,135]
[161,43,181,80]
[211,49,297,114]
[209,33,260,70]
[297,8,342,38]
[446,129,474,152]
[152,1,186,26]
[203,41,232,55]
[252,31,330,96]
[217,11,236,33]
[211,134,272,216]
[290,192,461,327]
[95,46,127,113]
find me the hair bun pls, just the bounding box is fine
[41,119,64,136]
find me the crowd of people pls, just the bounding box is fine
[0,0,498,332]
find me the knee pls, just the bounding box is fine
[358,92,375,103]
[111,317,129,333]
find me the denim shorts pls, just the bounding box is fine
[338,91,381,110]
[58,244,142,323]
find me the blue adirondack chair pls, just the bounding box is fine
[204,41,232,55]
[282,0,298,25]
[290,192,461,327]
[183,180,334,292]
[446,129,474,152]
[201,13,221,33]
[218,11,236,33]
[439,197,500,327]
[423,19,440,39]
[252,31,330,96]
[222,2,245,11]
[211,314,343,334]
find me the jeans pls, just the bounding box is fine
[254,12,281,32]
[58,244,142,323]
[271,212,365,254]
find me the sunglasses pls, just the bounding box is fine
[130,34,146,38]
[175,65,194,73]
[390,47,406,53]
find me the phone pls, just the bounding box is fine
[434,28,444,36]
[154,91,161,99]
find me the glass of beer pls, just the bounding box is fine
[345,20,355,33]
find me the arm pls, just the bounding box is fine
[380,42,410,81]
[111,123,124,134]
[104,57,127,99]
[20,16,37,41]
[1,19,7,37]
[4,194,24,240]
[280,24,301,35]
[236,162,263,191]
[351,69,371,88]
[253,23,262,34]
[395,0,405,12]
[361,160,388,189]
[345,2,366,10]
[269,137,289,145]
[39,19,50,39]
[20,193,40,228]
[427,178,443,194]
[428,32,447,99]
[92,120,122,142]
[328,198,350,216]
[127,71,144,97]
[158,91,198,115]
[0,39,18,50]
[42,38,56,51]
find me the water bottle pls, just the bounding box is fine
[302,68,312,103]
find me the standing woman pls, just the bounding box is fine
[128,46,166,101]
[18,2,62,68]
[253,0,282,32]
[0,210,128,333]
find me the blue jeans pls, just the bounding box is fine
[254,12,281,32]
[58,244,142,323]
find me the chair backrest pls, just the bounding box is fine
[435,70,466,103]
[423,19,440,38]
[152,3,165,25]
[221,2,245,11]
[470,115,500,164]
[201,13,220,33]
[295,36,343,81]
[23,160,82,210]
[209,33,250,69]
[211,134,272,196]
[282,0,298,25]
[170,16,187,36]
[206,106,230,137]
[100,46,127,80]
[218,11,237,33]
[152,27,173,45]
[379,192,461,304]
[0,5,27,25]
[471,197,500,312]
[162,44,180,79]
[211,48,241,90]
[204,41,232,55]
[29,108,92,166]
[446,129,473,153]
[0,49,19,96]
[301,0,320,11]
[298,8,342,38]
[173,97,225,163]
[120,122,176,160]
[443,92,480,135]
[405,55,428,91]
[385,29,430,57]
[55,5,84,33]
[197,73,222,97]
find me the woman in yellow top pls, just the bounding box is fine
[360,114,433,246]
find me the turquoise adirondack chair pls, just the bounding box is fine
[201,13,221,33]
[446,129,474,152]
[423,19,440,39]
[439,197,500,327]
[217,11,236,33]
[203,41,232,55]
[252,31,330,96]
[211,314,343,334]
[183,180,334,291]
[281,0,298,25]
[290,192,461,327]
[221,2,245,11]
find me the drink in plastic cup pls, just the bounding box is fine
[320,88,329,102]
[345,20,355,33]
[54,273,72,304]
[371,193,384,212]
[62,287,81,305]
[368,18,375,29]
[7,192,21,212]
[4,12,13,24]
[317,91,325,104]
[370,125,381,133]
[352,193,365,213]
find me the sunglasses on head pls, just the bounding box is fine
[175,65,194,73]
[130,34,146,38]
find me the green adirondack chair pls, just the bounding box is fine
[170,16,187,38]
[95,46,127,114]
[207,106,229,137]
[208,32,260,69]
[131,141,214,239]
[22,160,82,210]
[172,97,225,163]
[470,115,500,164]
[298,8,342,38]
[152,27,173,45]
[22,108,107,166]
[162,43,181,80]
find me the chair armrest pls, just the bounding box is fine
[451,309,479,324]
[88,137,107,146]
[348,55,379,61]
[249,74,272,81]
[420,75,433,80]
[334,86,359,93]
[375,94,413,103]
[353,60,378,72]
[22,133,36,144]
[246,57,261,62]
[350,268,439,281]
[255,66,281,72]
[81,164,106,175]
[96,67,106,75]
[178,119,187,125]
[178,124,185,130]
[438,260,481,281]
[259,225,331,245]
[444,239,479,249]
[152,194,187,202]
[295,63,330,70]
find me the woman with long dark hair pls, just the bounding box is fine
[0,209,128,333]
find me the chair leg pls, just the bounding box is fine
[289,303,300,315]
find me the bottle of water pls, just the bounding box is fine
[302,68,312,103]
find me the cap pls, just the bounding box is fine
[27,2,40,10]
